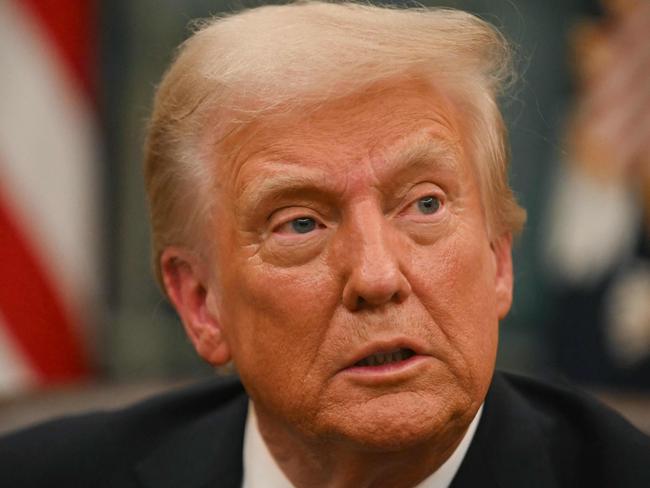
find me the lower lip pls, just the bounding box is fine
[340,355,429,383]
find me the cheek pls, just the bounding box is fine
[218,255,339,391]
[413,233,495,310]
[409,231,498,374]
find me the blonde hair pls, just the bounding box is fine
[144,1,526,287]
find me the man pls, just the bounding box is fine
[1,2,649,487]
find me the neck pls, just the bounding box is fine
[253,406,473,488]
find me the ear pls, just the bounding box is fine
[490,233,514,320]
[160,246,231,366]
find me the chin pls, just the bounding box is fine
[318,392,471,452]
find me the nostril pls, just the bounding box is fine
[391,290,406,304]
[354,291,403,310]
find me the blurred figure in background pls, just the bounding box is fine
[544,0,650,387]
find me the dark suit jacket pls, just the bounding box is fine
[1,371,649,487]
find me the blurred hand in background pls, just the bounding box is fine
[569,0,650,226]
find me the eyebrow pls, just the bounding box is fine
[237,167,339,218]
[383,132,461,177]
[370,133,463,198]
[236,133,461,215]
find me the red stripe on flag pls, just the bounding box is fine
[19,0,96,100]
[0,187,89,383]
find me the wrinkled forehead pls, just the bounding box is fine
[211,78,473,195]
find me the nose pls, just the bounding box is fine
[340,204,411,311]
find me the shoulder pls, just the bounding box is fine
[480,371,650,487]
[493,372,650,451]
[0,375,247,488]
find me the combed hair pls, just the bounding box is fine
[144,0,526,287]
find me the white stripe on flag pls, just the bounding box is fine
[0,311,37,397]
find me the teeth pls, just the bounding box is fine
[355,348,414,367]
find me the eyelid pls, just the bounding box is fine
[398,185,445,214]
[268,207,324,234]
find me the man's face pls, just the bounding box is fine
[205,79,512,449]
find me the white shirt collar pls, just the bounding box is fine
[242,403,483,488]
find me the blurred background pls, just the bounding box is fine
[1,0,649,433]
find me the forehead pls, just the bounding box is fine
[215,79,469,199]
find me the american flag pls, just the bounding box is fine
[0,0,100,393]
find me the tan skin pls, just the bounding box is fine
[162,79,514,488]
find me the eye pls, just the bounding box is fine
[270,209,326,237]
[416,195,441,215]
[289,217,317,234]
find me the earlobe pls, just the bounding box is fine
[160,247,231,366]
[490,233,514,320]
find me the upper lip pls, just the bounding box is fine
[342,337,427,370]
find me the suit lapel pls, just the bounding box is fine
[451,373,558,488]
[134,393,248,488]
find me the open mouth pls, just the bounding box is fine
[353,348,416,367]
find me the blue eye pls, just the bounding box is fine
[290,217,317,234]
[417,196,440,215]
